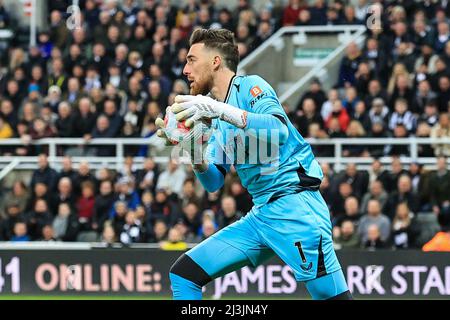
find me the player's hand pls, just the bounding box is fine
[172,95,221,128]
[172,95,247,129]
[155,116,173,146]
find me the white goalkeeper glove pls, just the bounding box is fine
[172,95,248,129]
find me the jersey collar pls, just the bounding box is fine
[224,74,236,104]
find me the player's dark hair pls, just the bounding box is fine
[189,28,239,73]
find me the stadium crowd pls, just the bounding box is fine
[0,0,449,251]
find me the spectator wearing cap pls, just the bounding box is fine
[110,176,140,216]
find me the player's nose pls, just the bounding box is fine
[183,64,190,76]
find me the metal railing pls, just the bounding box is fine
[0,137,449,174]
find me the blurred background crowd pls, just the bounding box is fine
[0,0,449,251]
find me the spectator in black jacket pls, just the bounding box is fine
[384,175,420,220]
[216,196,243,230]
[26,199,53,240]
[0,202,25,241]
[55,101,74,138]
[93,180,115,233]
[30,154,58,192]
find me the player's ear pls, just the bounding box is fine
[212,55,221,71]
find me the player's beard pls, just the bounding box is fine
[190,73,213,96]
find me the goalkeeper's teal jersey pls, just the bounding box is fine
[207,75,324,208]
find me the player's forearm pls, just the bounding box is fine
[194,162,225,193]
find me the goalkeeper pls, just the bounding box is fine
[155,28,352,300]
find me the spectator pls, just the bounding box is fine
[120,210,144,244]
[40,225,57,241]
[57,156,77,184]
[325,100,350,132]
[150,219,168,243]
[136,158,159,194]
[412,80,437,114]
[330,182,353,219]
[76,181,96,231]
[179,202,202,242]
[71,97,97,138]
[217,196,243,230]
[111,201,128,236]
[363,224,388,250]
[333,196,362,228]
[384,175,420,220]
[52,177,76,216]
[337,42,362,87]
[30,154,58,192]
[156,158,187,198]
[343,120,368,157]
[431,113,450,156]
[295,98,323,137]
[360,180,388,218]
[429,156,450,216]
[1,181,29,216]
[388,98,417,133]
[180,178,201,208]
[320,88,340,121]
[386,157,408,193]
[26,199,53,240]
[160,226,187,250]
[229,180,253,214]
[0,203,25,241]
[391,202,420,249]
[52,203,79,242]
[337,163,369,200]
[282,0,307,26]
[333,220,360,250]
[297,78,327,116]
[11,222,30,242]
[358,199,391,243]
[101,223,117,245]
